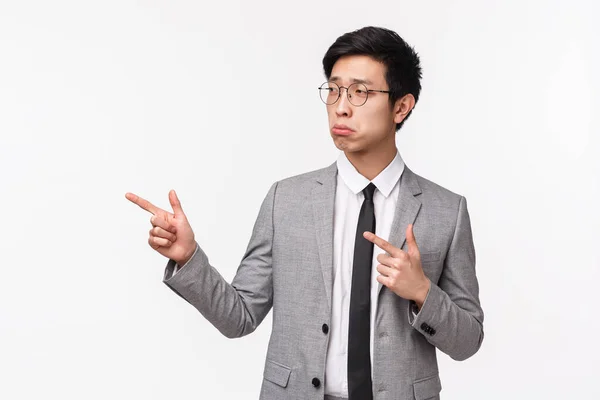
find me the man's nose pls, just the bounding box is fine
[335,88,352,116]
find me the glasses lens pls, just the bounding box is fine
[348,83,368,106]
[319,82,339,105]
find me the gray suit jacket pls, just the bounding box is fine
[162,162,484,400]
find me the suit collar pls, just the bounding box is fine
[313,158,421,196]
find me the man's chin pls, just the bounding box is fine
[332,140,351,152]
[332,136,359,151]
[333,142,366,154]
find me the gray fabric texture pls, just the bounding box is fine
[163,162,484,400]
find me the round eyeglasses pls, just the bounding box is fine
[318,81,391,107]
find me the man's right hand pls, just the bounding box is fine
[125,189,196,267]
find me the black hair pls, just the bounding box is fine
[322,26,422,131]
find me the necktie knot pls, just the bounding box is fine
[362,182,376,201]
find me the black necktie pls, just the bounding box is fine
[348,182,376,400]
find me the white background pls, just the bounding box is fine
[1,0,599,398]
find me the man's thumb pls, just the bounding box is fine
[406,224,420,256]
[169,189,186,217]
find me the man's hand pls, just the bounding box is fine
[364,224,431,308]
[125,189,196,266]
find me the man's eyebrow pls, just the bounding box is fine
[329,76,374,85]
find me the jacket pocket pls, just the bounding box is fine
[420,251,441,263]
[413,374,442,399]
[263,359,292,388]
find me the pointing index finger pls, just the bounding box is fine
[125,192,159,215]
[363,231,401,257]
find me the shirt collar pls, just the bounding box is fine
[336,150,405,198]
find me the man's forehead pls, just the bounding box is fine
[329,76,375,85]
[329,55,386,85]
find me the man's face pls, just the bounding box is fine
[325,55,400,154]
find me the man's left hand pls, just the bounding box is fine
[364,224,431,309]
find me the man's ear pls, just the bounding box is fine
[393,94,416,125]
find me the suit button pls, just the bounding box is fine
[322,324,329,334]
[430,328,436,335]
[420,322,429,330]
[312,377,321,387]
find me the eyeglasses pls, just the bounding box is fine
[318,81,391,107]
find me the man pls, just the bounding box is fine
[126,26,484,400]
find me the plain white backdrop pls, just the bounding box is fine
[1,0,598,398]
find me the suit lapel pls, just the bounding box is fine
[310,162,423,307]
[377,165,423,295]
[311,162,337,312]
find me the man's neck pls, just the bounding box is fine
[344,143,398,181]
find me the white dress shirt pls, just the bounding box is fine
[172,150,405,398]
[324,150,404,397]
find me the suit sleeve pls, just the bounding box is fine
[408,195,484,361]
[162,181,278,339]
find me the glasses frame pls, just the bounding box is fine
[318,81,391,107]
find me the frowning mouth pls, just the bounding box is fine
[332,124,355,136]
